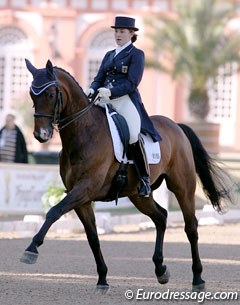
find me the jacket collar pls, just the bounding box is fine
[115,41,132,56]
[114,43,134,60]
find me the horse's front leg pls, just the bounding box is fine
[74,203,109,289]
[20,188,85,264]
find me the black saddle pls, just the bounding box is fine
[104,104,130,204]
[106,104,130,159]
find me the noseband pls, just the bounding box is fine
[31,81,96,131]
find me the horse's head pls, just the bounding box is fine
[26,59,62,143]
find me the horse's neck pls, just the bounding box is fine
[66,94,88,118]
[60,94,93,143]
[64,87,88,116]
[56,69,106,147]
[57,68,89,115]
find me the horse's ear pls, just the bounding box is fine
[25,59,37,76]
[46,59,54,76]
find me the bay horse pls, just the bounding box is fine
[20,59,232,292]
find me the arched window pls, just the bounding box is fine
[89,29,116,49]
[0,26,31,113]
[0,26,27,46]
[85,29,115,87]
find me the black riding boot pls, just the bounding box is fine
[129,139,151,197]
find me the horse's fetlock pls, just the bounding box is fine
[32,236,43,247]
[152,254,163,265]
[98,265,108,276]
[192,264,203,275]
[155,264,167,277]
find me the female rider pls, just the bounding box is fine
[86,16,161,197]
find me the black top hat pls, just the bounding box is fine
[111,16,139,31]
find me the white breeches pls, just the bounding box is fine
[100,95,141,144]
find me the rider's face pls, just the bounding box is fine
[114,28,134,46]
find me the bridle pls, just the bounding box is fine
[32,81,63,125]
[31,81,97,131]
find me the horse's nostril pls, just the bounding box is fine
[33,128,52,142]
[33,131,39,138]
[40,128,50,139]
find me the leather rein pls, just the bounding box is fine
[32,81,98,131]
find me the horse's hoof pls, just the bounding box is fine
[20,251,39,264]
[95,285,110,294]
[192,281,205,292]
[157,268,170,284]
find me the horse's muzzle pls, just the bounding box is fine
[33,128,53,143]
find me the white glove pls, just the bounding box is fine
[85,87,94,97]
[98,87,111,99]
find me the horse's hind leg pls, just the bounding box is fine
[166,166,205,291]
[129,194,170,285]
[74,203,109,289]
[181,199,205,291]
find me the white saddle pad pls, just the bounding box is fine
[104,104,161,164]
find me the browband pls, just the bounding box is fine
[30,81,57,95]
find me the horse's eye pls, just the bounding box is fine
[49,93,55,99]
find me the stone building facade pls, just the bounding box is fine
[0,0,240,152]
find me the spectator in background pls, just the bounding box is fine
[0,114,28,163]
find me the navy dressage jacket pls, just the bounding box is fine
[90,43,161,142]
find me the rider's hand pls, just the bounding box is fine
[98,87,111,99]
[85,87,94,98]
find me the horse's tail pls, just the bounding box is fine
[178,123,233,212]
